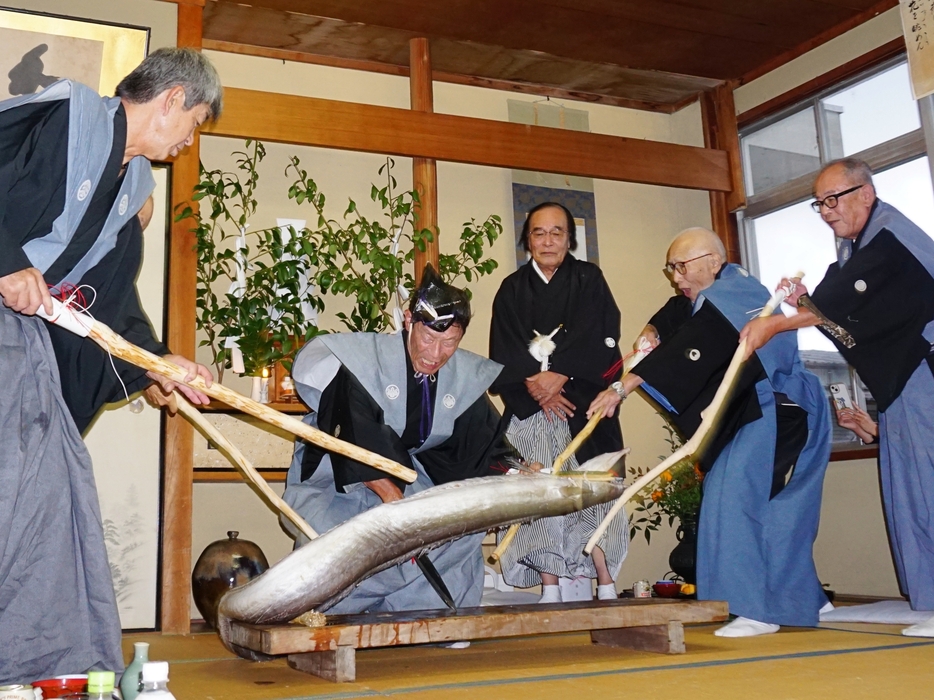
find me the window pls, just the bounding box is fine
[739,57,934,450]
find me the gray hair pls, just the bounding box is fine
[116,47,223,121]
[821,157,875,188]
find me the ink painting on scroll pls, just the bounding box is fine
[0,6,148,100]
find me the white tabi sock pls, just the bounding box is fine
[714,616,780,638]
[597,583,618,600]
[444,641,471,649]
[902,613,934,638]
[539,584,562,604]
[819,601,835,616]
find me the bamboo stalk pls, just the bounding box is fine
[582,278,800,555]
[174,392,318,542]
[38,300,416,483]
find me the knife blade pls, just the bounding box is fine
[415,553,457,611]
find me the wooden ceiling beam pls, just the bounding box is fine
[740,0,898,85]
[201,88,732,192]
[738,36,905,127]
[201,40,685,113]
[199,3,723,111]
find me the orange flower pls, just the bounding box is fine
[661,470,672,483]
[693,463,703,479]
[651,489,664,502]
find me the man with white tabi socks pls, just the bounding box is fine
[284,266,515,615]
[743,158,934,638]
[489,202,627,604]
[589,227,832,637]
[0,49,219,682]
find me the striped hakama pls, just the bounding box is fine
[497,412,628,589]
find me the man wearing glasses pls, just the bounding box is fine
[742,157,934,637]
[588,227,832,637]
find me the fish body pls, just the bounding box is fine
[217,471,625,658]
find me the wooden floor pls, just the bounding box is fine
[125,621,934,699]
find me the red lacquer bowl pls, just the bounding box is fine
[32,676,88,699]
[653,581,682,598]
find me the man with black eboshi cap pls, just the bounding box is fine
[282,265,514,615]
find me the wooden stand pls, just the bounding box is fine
[228,598,728,683]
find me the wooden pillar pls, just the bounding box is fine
[162,0,203,634]
[409,37,439,283]
[700,83,745,263]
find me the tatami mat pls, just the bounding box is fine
[123,622,934,699]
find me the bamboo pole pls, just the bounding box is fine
[173,393,318,541]
[582,278,800,555]
[38,300,417,483]
[554,412,603,474]
[488,343,648,565]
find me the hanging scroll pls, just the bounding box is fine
[901,0,934,99]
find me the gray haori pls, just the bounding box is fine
[292,332,503,450]
[0,79,155,286]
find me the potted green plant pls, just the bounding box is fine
[175,139,325,389]
[285,156,502,332]
[180,141,503,394]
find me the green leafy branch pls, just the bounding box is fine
[287,156,503,332]
[176,139,324,380]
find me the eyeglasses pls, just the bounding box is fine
[529,226,568,240]
[810,184,864,212]
[665,253,712,276]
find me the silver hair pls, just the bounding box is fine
[116,47,223,121]
[821,157,875,188]
[672,226,727,260]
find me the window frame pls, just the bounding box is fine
[737,51,934,461]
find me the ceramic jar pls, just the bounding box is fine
[191,531,269,629]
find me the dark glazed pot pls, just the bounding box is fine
[192,531,269,629]
[669,516,698,584]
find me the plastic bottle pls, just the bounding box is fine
[120,642,150,700]
[138,662,175,699]
[87,670,117,699]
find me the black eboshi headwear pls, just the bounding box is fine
[408,264,472,332]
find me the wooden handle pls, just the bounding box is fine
[174,393,319,542]
[488,524,520,564]
[582,275,799,556]
[85,321,417,483]
[554,411,603,474]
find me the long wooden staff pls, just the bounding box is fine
[173,392,318,541]
[37,299,416,483]
[582,278,800,556]
[489,339,655,564]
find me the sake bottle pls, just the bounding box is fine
[138,661,176,699]
[120,642,150,700]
